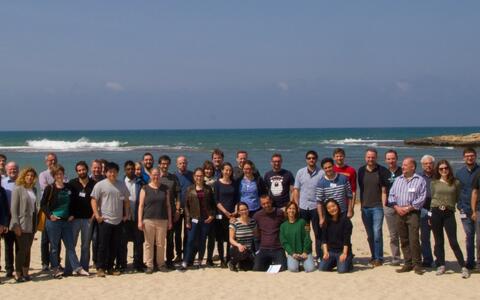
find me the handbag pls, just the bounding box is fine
[36,184,54,232]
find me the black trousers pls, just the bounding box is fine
[166,213,184,264]
[430,208,465,267]
[3,230,18,273]
[253,248,287,272]
[118,220,144,269]
[90,219,99,264]
[97,222,122,271]
[229,246,254,270]
[216,218,230,262]
[206,219,218,261]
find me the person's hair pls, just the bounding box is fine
[193,167,204,175]
[44,152,57,160]
[211,148,224,159]
[75,161,89,172]
[237,201,249,212]
[260,194,271,202]
[124,160,135,169]
[236,150,247,157]
[105,162,119,172]
[305,150,318,159]
[420,154,435,164]
[284,201,299,219]
[16,167,37,187]
[332,148,345,156]
[434,159,456,185]
[143,152,154,159]
[271,153,282,160]
[320,157,334,168]
[92,159,103,166]
[221,162,233,180]
[385,149,398,159]
[158,155,171,164]
[135,161,142,169]
[52,164,65,176]
[324,198,341,219]
[463,148,477,156]
[243,160,254,168]
[0,154,6,160]
[365,148,378,155]
[202,160,214,172]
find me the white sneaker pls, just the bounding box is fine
[75,267,90,276]
[435,265,445,275]
[461,267,470,279]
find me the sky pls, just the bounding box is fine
[1,1,479,130]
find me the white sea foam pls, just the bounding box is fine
[0,138,200,152]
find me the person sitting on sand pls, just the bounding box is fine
[228,202,257,271]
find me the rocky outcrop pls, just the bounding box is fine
[405,133,480,147]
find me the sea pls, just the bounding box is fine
[0,127,479,178]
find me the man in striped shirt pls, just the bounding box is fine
[315,157,353,225]
[388,157,426,275]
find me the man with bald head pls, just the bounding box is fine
[174,155,193,262]
[1,161,19,277]
[388,157,426,275]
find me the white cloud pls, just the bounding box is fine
[105,81,125,92]
[395,81,411,93]
[277,81,289,92]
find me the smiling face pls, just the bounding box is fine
[45,154,57,170]
[326,200,339,218]
[6,162,19,180]
[365,151,377,168]
[194,169,204,186]
[322,161,334,177]
[143,155,154,170]
[150,168,160,184]
[212,154,223,168]
[76,164,88,180]
[25,171,35,187]
[464,151,477,168]
[271,156,282,172]
[221,164,233,180]
[260,196,273,213]
[385,152,398,169]
[54,169,64,185]
[176,156,188,173]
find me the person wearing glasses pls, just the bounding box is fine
[264,153,295,209]
[429,160,469,278]
[292,150,325,260]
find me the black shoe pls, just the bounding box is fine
[5,272,13,278]
[206,260,214,267]
[166,263,176,270]
[145,268,154,274]
[228,261,238,272]
[41,264,49,272]
[421,261,433,268]
[396,265,414,273]
[15,277,26,283]
[220,261,228,269]
[134,267,145,273]
[414,265,425,275]
[23,275,32,282]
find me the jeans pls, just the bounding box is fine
[253,248,287,272]
[45,219,81,271]
[299,208,321,258]
[397,211,421,267]
[286,253,315,273]
[41,229,61,267]
[476,210,480,270]
[361,207,384,261]
[420,208,433,266]
[430,208,465,267]
[460,213,476,269]
[319,251,352,273]
[97,222,122,271]
[184,220,211,265]
[383,206,401,262]
[65,218,92,273]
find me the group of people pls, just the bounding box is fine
[0,146,479,283]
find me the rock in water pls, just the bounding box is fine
[405,133,480,147]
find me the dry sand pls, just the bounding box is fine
[0,206,478,300]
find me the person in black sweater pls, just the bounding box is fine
[319,198,353,273]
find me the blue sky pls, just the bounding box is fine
[1,1,479,130]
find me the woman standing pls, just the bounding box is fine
[430,160,469,278]
[9,167,38,282]
[137,168,172,274]
[280,201,315,272]
[41,165,89,278]
[237,160,267,216]
[319,198,353,273]
[214,163,238,267]
[181,168,216,270]
[228,202,257,271]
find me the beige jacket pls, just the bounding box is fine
[9,186,38,233]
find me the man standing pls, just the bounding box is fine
[158,155,181,269]
[91,162,130,277]
[332,148,357,208]
[388,157,426,275]
[419,155,435,268]
[141,153,154,183]
[1,161,18,277]
[456,148,480,270]
[292,150,324,259]
[90,159,106,269]
[264,153,295,209]
[0,154,6,178]
[91,159,105,182]
[38,152,63,271]
[357,148,389,266]
[65,161,96,275]
[316,158,353,222]
[383,150,403,266]
[174,155,194,261]
[253,195,287,271]
[119,160,145,272]
[211,149,224,179]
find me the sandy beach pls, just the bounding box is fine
[0,205,477,300]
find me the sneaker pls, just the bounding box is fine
[391,260,401,267]
[52,268,64,279]
[372,260,383,267]
[41,264,49,272]
[75,267,90,276]
[461,267,470,279]
[96,269,106,278]
[414,265,425,275]
[178,262,187,271]
[436,265,446,276]
[396,265,414,273]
